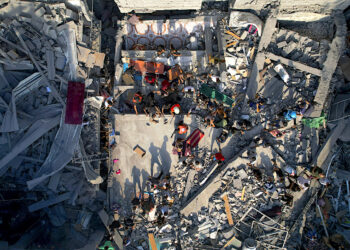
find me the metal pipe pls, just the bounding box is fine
[326,146,343,177]
[335,183,342,213]
[347,180,350,215]
[316,204,329,238]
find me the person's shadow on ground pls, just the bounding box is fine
[132,166,141,197]
[149,142,161,177]
[160,135,172,174]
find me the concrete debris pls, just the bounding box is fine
[0,0,350,249]
[0,0,109,248]
[28,192,71,212]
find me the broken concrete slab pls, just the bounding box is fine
[46,49,56,80]
[310,14,347,117]
[98,209,123,249]
[77,45,105,68]
[258,15,277,52]
[313,119,346,169]
[48,170,63,192]
[2,60,34,71]
[183,169,196,202]
[28,192,71,212]
[264,52,322,76]
[339,55,350,81]
[205,26,213,63]
[246,52,265,100]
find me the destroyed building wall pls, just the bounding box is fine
[231,0,350,14]
[114,0,203,13]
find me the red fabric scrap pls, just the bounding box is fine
[65,81,85,124]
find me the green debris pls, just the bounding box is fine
[98,241,114,250]
[302,115,327,128]
[200,84,235,107]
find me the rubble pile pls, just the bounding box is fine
[0,0,112,249]
[267,28,328,69]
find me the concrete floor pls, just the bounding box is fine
[109,114,235,209]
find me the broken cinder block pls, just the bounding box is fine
[34,7,46,17]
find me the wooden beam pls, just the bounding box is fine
[225,30,241,40]
[222,194,234,225]
[148,233,158,250]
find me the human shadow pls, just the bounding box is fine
[160,135,172,174]
[124,178,134,214]
[132,166,141,198]
[141,169,150,193]
[111,177,122,210]
[149,142,161,177]
[210,127,221,151]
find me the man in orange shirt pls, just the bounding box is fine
[132,91,143,115]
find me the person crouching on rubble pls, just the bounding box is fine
[170,103,181,116]
[283,110,297,122]
[132,91,144,115]
[297,175,311,190]
[104,96,115,109]
[173,138,185,159]
[308,166,331,187]
[248,94,266,112]
[280,192,294,207]
[264,177,277,194]
[265,128,285,138]
[211,149,225,164]
[172,120,188,137]
[182,85,196,97]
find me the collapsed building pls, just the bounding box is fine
[0,0,350,249]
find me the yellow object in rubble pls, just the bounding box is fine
[222,194,234,225]
[225,30,241,40]
[226,41,238,48]
[241,186,246,201]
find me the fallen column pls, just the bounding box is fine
[312,119,346,168]
[28,192,71,212]
[264,52,322,76]
[258,15,277,52]
[182,169,196,203]
[204,26,213,63]
[246,52,265,100]
[310,14,347,117]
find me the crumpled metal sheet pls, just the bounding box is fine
[0,115,61,175]
[27,113,82,190]
[0,72,44,132]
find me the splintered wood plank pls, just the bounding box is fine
[241,186,246,201]
[222,194,234,225]
[148,233,157,250]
